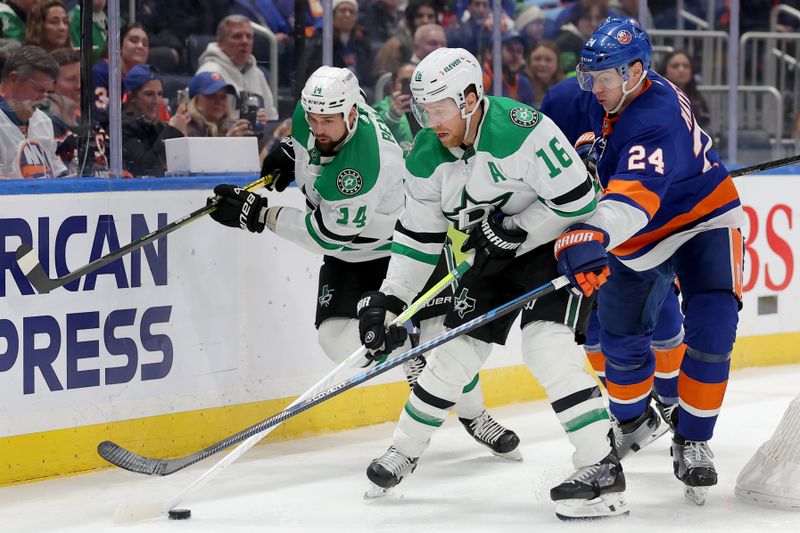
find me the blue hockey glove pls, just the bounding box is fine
[554,225,610,297]
[461,211,527,276]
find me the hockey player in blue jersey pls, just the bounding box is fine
[552,17,745,505]
[542,75,686,456]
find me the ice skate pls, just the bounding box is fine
[459,410,522,461]
[550,453,629,520]
[364,446,418,499]
[671,435,717,505]
[611,405,668,459]
[652,392,678,432]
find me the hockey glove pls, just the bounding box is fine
[461,211,527,276]
[357,291,408,360]
[574,131,599,177]
[261,137,295,192]
[554,225,611,297]
[208,184,268,233]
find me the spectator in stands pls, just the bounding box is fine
[515,5,545,51]
[659,50,710,129]
[612,0,654,29]
[526,41,563,109]
[374,0,438,77]
[0,0,35,42]
[555,1,607,74]
[229,0,290,43]
[452,0,514,21]
[0,44,67,178]
[360,0,402,45]
[92,23,151,114]
[197,14,278,124]
[372,62,415,152]
[185,71,255,138]
[25,0,70,52]
[481,30,535,107]
[547,0,613,39]
[68,0,107,64]
[120,64,188,177]
[446,0,492,58]
[48,46,78,123]
[304,0,374,87]
[410,23,446,64]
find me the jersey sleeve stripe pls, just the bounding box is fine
[611,176,740,257]
[550,175,594,206]
[605,178,661,218]
[313,208,355,243]
[394,221,448,244]
[391,242,440,265]
[304,212,345,250]
[542,196,597,217]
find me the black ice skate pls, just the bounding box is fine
[550,453,629,520]
[671,435,717,505]
[364,446,419,499]
[459,410,522,461]
[611,405,669,459]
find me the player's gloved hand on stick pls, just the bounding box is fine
[574,132,599,177]
[357,291,408,359]
[461,210,527,276]
[261,137,295,192]
[208,184,268,233]
[554,224,610,297]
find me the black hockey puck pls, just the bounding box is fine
[168,508,191,520]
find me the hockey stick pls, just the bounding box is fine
[103,255,472,475]
[730,153,800,178]
[109,274,568,521]
[106,257,472,521]
[14,175,272,294]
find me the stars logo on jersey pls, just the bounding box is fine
[318,285,335,307]
[337,168,362,196]
[453,288,476,318]
[443,188,512,231]
[509,107,539,128]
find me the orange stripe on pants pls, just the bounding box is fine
[607,375,654,401]
[587,351,606,374]
[655,344,685,374]
[677,373,728,411]
[730,228,744,299]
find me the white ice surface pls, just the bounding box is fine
[2,365,800,533]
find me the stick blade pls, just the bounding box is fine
[98,440,171,476]
[112,500,166,523]
[15,243,56,294]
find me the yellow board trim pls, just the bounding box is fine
[2,332,799,487]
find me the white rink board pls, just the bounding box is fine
[0,176,798,438]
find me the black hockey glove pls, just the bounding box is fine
[461,211,527,276]
[208,184,268,233]
[261,137,295,192]
[357,291,408,360]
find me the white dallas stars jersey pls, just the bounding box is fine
[271,102,406,262]
[381,96,598,305]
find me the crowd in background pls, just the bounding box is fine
[0,0,799,178]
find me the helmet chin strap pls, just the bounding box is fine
[607,68,647,115]
[462,96,485,145]
[333,105,359,151]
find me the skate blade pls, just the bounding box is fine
[684,485,709,506]
[555,492,629,520]
[364,482,392,500]
[492,448,523,462]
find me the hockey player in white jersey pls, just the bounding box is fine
[208,66,519,457]
[357,48,626,520]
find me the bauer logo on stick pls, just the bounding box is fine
[337,168,363,195]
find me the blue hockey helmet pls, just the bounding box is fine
[577,16,651,86]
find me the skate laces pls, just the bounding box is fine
[564,460,615,486]
[468,411,506,444]
[683,441,714,468]
[376,447,415,475]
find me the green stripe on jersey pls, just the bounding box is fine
[462,374,480,393]
[304,212,342,251]
[563,408,610,433]
[391,242,440,265]
[404,402,445,427]
[543,196,597,217]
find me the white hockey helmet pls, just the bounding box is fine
[301,66,361,132]
[410,47,484,129]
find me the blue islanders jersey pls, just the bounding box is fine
[583,72,745,271]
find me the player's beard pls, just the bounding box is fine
[315,130,348,155]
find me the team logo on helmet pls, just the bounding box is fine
[337,168,363,195]
[616,30,632,44]
[509,107,539,128]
